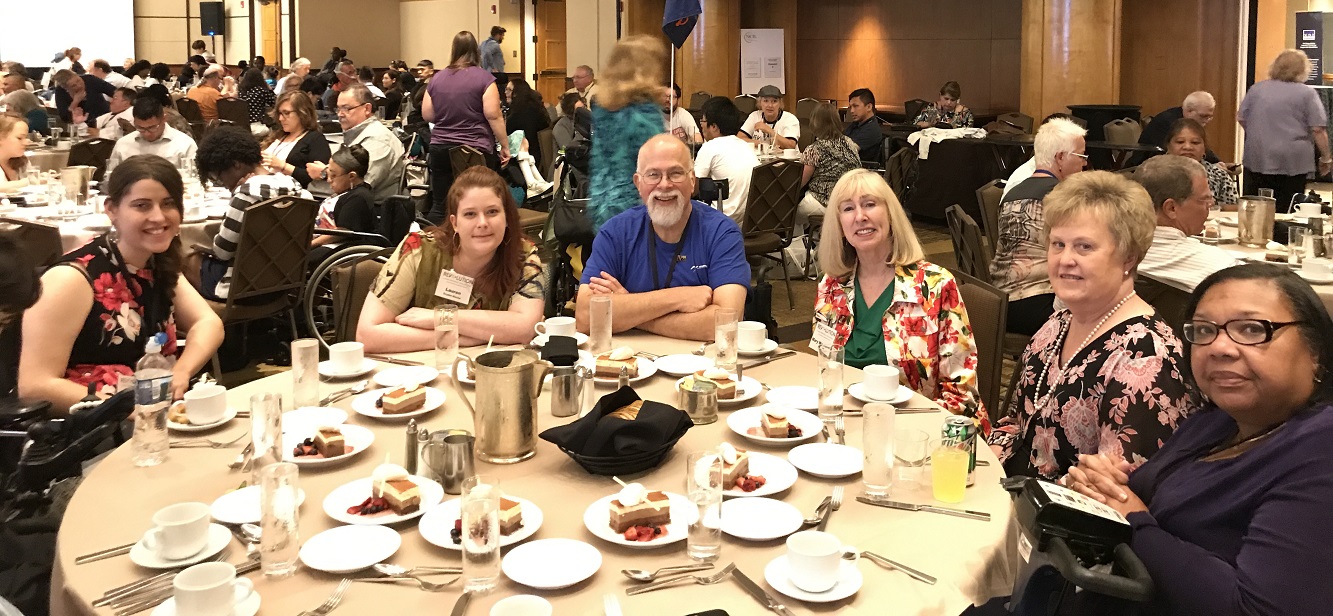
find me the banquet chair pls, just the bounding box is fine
[305,244,392,348]
[546,104,558,123]
[689,91,711,112]
[0,217,63,267]
[215,98,250,127]
[975,179,1004,248]
[175,97,204,123]
[1134,277,1191,332]
[733,94,757,116]
[904,99,930,123]
[997,112,1034,134]
[66,138,116,182]
[951,271,1008,421]
[538,127,556,182]
[794,98,821,120]
[742,159,803,309]
[945,205,991,280]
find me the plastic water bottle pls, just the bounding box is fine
[131,333,174,467]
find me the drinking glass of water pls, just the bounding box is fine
[461,475,501,593]
[434,305,459,374]
[258,462,300,578]
[714,308,738,372]
[861,403,896,497]
[817,345,845,422]
[685,450,723,562]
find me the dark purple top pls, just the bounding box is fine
[1121,403,1333,614]
[426,66,496,151]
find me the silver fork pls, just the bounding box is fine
[818,486,844,531]
[170,431,248,449]
[625,562,735,595]
[835,415,846,445]
[635,351,661,360]
[299,578,351,616]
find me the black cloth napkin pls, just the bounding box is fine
[539,387,692,457]
[540,335,580,367]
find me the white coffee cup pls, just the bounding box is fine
[1304,257,1333,277]
[737,321,767,352]
[786,530,853,593]
[173,561,254,616]
[142,502,211,561]
[1298,201,1322,216]
[534,316,576,337]
[489,594,553,616]
[329,341,364,373]
[782,148,800,160]
[863,365,900,401]
[183,384,227,425]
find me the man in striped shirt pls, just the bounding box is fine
[1136,155,1238,292]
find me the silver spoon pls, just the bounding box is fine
[803,496,832,526]
[321,380,368,405]
[373,563,462,577]
[621,563,714,582]
[355,575,458,591]
[693,343,708,356]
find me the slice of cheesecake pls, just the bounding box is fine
[498,498,523,535]
[377,478,422,515]
[313,426,346,458]
[381,383,427,414]
[760,406,790,438]
[608,489,671,533]
[692,367,737,399]
[719,443,750,487]
[596,346,639,379]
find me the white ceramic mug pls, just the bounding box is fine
[534,316,576,337]
[786,530,854,593]
[782,148,800,160]
[863,364,900,401]
[1304,257,1333,277]
[183,384,227,425]
[173,561,254,616]
[328,341,364,373]
[489,594,553,616]
[737,321,767,352]
[142,502,211,561]
[1298,201,1322,216]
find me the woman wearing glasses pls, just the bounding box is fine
[987,171,1197,480]
[259,90,331,188]
[1062,263,1333,614]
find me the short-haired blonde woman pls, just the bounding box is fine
[988,171,1197,481]
[1238,49,1333,212]
[587,35,667,230]
[811,169,984,417]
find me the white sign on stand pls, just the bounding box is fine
[740,29,785,97]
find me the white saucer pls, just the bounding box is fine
[129,524,231,569]
[349,387,446,420]
[654,353,714,377]
[674,375,763,405]
[419,495,544,550]
[299,524,402,574]
[372,365,440,389]
[318,359,377,379]
[727,405,822,446]
[722,452,798,498]
[738,339,780,356]
[182,215,208,224]
[592,357,657,386]
[847,383,915,405]
[720,498,804,541]
[766,386,820,411]
[323,475,444,525]
[763,554,863,603]
[282,424,374,466]
[788,443,864,478]
[490,595,552,616]
[167,407,238,432]
[152,591,260,616]
[281,406,348,433]
[502,538,601,589]
[531,332,588,347]
[1298,269,1333,284]
[582,491,694,549]
[210,485,307,525]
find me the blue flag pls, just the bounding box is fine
[663,0,702,49]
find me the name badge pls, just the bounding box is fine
[811,322,838,352]
[434,269,475,304]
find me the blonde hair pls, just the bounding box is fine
[1269,49,1312,82]
[596,35,666,111]
[1043,170,1156,266]
[818,169,923,278]
[0,114,29,177]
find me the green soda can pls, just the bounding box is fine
[942,415,977,487]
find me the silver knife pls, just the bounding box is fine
[856,496,991,520]
[731,568,796,616]
[738,350,796,372]
[450,589,473,616]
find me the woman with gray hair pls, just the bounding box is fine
[987,171,1197,481]
[1238,49,1333,212]
[312,143,376,248]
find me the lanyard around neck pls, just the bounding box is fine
[649,209,692,291]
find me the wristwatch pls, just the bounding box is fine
[320,167,328,180]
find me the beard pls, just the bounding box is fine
[646,190,688,228]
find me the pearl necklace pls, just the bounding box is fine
[1032,291,1137,409]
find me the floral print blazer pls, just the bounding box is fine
[813,261,984,420]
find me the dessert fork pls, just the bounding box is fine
[299,578,351,616]
[834,416,846,445]
[818,486,844,531]
[170,431,248,449]
[625,562,735,595]
[354,575,458,591]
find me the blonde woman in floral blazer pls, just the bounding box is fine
[812,169,984,419]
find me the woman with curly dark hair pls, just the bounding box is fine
[17,155,224,412]
[259,90,329,188]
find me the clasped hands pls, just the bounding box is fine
[1063,453,1149,517]
[586,271,712,313]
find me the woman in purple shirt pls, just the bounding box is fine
[1067,263,1333,614]
[1237,49,1333,212]
[423,30,511,224]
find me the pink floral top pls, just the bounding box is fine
[987,311,1197,480]
[813,261,984,420]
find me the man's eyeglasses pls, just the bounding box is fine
[639,169,689,184]
[1070,152,1089,160]
[335,103,368,114]
[1182,319,1302,346]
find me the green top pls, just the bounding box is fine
[845,277,894,369]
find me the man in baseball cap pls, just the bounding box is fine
[739,84,799,150]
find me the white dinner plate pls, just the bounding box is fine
[847,383,915,405]
[210,485,307,525]
[372,365,440,389]
[419,496,544,551]
[764,554,863,603]
[282,424,374,466]
[722,452,798,498]
[582,491,694,549]
[167,406,237,433]
[318,359,377,379]
[181,215,208,224]
[788,443,864,478]
[673,375,763,406]
[501,538,601,589]
[766,386,820,411]
[737,339,780,356]
[299,525,402,574]
[76,214,112,232]
[592,357,657,386]
[349,387,446,420]
[322,475,444,525]
[531,332,588,347]
[152,592,260,616]
[654,354,714,377]
[720,498,804,541]
[1298,269,1333,285]
[129,524,231,569]
[281,407,349,434]
[726,405,822,446]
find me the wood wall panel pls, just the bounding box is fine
[1253,0,1288,84]
[1020,0,1122,121]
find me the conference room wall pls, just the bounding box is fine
[399,0,522,77]
[134,0,236,67]
[295,0,401,67]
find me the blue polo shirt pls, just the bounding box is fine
[581,201,751,292]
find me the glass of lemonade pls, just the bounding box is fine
[931,441,969,504]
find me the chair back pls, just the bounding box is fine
[945,204,991,280]
[67,138,116,182]
[175,98,204,123]
[330,248,390,344]
[742,159,803,242]
[951,270,1007,420]
[997,112,1034,134]
[797,118,814,151]
[215,98,250,126]
[448,145,487,179]
[1103,118,1142,145]
[546,104,558,123]
[537,128,555,178]
[733,94,757,116]
[904,98,930,122]
[0,217,63,267]
[794,98,820,120]
[975,178,1004,248]
[319,120,341,135]
[376,195,415,247]
[226,196,319,302]
[689,91,712,111]
[1135,276,1192,331]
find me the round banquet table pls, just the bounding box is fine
[25,146,71,173]
[2,201,227,254]
[52,332,1017,615]
[1189,211,1333,315]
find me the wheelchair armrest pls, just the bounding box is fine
[0,399,51,428]
[1047,536,1155,603]
[312,228,390,246]
[191,243,218,258]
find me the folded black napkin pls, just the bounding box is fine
[539,386,692,457]
[540,335,580,367]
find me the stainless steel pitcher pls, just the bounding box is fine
[421,429,474,494]
[452,349,551,463]
[1237,196,1276,248]
[549,364,592,418]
